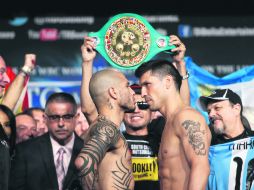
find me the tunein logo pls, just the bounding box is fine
[178,25,192,38]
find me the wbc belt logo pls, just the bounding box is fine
[105,17,151,67]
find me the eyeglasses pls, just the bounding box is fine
[136,101,149,110]
[46,114,75,122]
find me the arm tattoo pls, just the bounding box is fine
[78,119,120,189]
[182,120,206,155]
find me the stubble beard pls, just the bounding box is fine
[122,99,135,113]
[213,125,226,135]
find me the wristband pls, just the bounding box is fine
[20,65,32,76]
[182,71,189,80]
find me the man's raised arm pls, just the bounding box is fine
[80,36,98,124]
[2,54,35,111]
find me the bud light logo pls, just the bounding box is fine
[178,25,192,38]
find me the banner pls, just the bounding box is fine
[27,81,82,108]
[1,15,254,77]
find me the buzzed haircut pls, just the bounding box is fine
[89,69,124,107]
[45,92,77,114]
[135,60,182,91]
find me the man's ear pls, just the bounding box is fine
[164,75,173,89]
[108,87,117,100]
[233,103,242,115]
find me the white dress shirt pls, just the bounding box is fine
[50,133,75,174]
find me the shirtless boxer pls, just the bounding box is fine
[75,68,136,190]
[135,35,211,190]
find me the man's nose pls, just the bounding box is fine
[58,118,65,127]
[28,130,34,138]
[208,109,217,118]
[141,87,147,98]
[3,72,10,84]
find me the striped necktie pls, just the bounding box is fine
[56,147,66,190]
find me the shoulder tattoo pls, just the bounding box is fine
[78,120,121,187]
[181,120,206,156]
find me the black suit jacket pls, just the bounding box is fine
[9,133,83,190]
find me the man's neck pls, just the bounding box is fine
[224,123,245,139]
[160,93,185,119]
[99,109,124,127]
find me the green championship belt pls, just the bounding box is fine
[88,13,176,70]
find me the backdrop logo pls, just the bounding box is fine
[0,31,15,39]
[178,24,192,38]
[9,17,28,26]
[40,28,59,41]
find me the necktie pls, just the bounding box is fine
[56,147,66,190]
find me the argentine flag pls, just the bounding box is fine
[185,56,254,128]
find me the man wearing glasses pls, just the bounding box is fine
[78,35,190,190]
[10,92,83,190]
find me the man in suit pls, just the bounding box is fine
[9,92,83,190]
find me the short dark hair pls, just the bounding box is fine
[23,107,45,117]
[15,112,33,118]
[45,92,77,114]
[135,60,182,91]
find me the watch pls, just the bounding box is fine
[182,71,189,80]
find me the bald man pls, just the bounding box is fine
[75,68,136,190]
